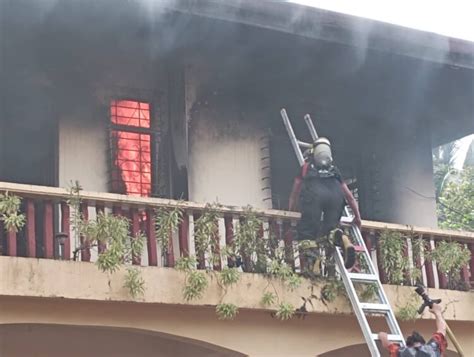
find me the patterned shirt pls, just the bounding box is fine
[388,333,447,357]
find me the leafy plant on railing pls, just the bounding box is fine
[229,206,268,273]
[215,267,240,320]
[172,205,303,321]
[409,232,427,284]
[175,255,240,320]
[67,182,146,298]
[155,205,183,265]
[427,240,471,290]
[175,256,208,301]
[67,181,83,250]
[124,267,146,298]
[0,192,26,233]
[261,259,302,320]
[379,229,410,285]
[194,203,221,268]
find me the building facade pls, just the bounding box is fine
[0,1,473,356]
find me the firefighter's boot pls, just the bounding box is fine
[333,229,356,270]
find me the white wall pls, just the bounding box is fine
[59,115,108,192]
[188,105,270,209]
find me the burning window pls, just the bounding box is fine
[110,100,152,196]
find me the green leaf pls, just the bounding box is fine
[183,271,208,301]
[219,267,240,286]
[216,303,238,320]
[124,267,145,298]
[175,256,198,272]
[260,292,276,307]
[276,302,295,320]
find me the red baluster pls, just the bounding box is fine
[0,221,4,255]
[194,213,205,270]
[402,236,410,284]
[6,230,16,257]
[178,212,189,258]
[211,218,222,271]
[26,199,36,258]
[424,237,436,288]
[362,228,372,251]
[460,262,470,288]
[436,240,448,289]
[43,201,54,259]
[112,206,123,216]
[96,204,106,254]
[469,243,474,289]
[167,225,175,268]
[375,232,387,284]
[60,202,70,260]
[224,215,234,267]
[131,208,141,265]
[283,220,295,269]
[146,209,158,266]
[80,202,91,262]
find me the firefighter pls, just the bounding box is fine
[378,303,448,356]
[288,137,361,272]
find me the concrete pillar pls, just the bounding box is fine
[358,118,437,228]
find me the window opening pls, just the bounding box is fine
[110,100,153,197]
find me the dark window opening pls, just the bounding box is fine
[109,99,155,197]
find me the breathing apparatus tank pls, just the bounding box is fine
[312,137,333,168]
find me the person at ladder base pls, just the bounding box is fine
[378,303,448,357]
[288,137,361,275]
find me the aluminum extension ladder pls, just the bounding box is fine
[280,108,405,357]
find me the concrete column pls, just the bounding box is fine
[358,118,437,228]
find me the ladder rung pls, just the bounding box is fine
[340,216,352,224]
[348,273,378,283]
[361,303,391,313]
[372,333,405,343]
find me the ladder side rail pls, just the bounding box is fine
[343,208,406,345]
[304,114,319,141]
[280,109,305,166]
[335,248,381,357]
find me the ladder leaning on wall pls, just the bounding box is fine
[280,108,406,357]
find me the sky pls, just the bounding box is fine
[290,0,474,168]
[289,0,474,42]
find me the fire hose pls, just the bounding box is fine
[414,285,465,357]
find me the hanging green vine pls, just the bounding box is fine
[260,292,277,307]
[124,267,146,298]
[379,229,409,285]
[67,182,146,298]
[409,232,427,285]
[154,205,183,264]
[230,206,267,272]
[275,302,295,320]
[0,192,26,233]
[216,303,239,320]
[194,203,221,267]
[67,181,83,250]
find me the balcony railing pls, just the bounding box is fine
[0,181,472,291]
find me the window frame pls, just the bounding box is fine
[107,97,160,197]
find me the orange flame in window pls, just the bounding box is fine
[111,100,151,196]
